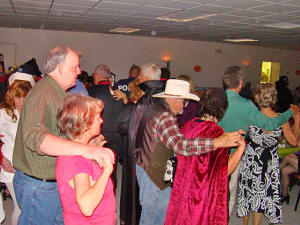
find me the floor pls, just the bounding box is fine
[1,165,299,225]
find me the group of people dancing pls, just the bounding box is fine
[0,45,298,225]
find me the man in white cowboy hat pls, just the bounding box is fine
[134,78,244,225]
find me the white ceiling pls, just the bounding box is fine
[1,0,300,50]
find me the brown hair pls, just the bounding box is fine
[254,83,277,109]
[0,80,32,122]
[222,66,244,90]
[197,88,228,121]
[57,94,104,140]
[129,64,140,74]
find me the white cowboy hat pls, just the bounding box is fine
[8,71,35,87]
[153,79,200,101]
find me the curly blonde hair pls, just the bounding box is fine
[57,94,104,140]
[254,83,277,109]
[0,80,32,122]
[129,78,144,102]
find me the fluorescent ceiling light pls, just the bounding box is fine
[263,22,300,29]
[109,27,140,33]
[223,38,259,43]
[157,14,216,22]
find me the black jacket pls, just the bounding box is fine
[88,84,124,155]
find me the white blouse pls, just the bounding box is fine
[0,108,19,182]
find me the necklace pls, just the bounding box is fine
[200,114,218,123]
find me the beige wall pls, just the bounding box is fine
[1,27,299,89]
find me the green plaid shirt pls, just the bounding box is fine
[13,75,67,179]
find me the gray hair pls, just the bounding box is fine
[94,64,110,79]
[222,66,244,90]
[140,63,161,80]
[42,45,73,74]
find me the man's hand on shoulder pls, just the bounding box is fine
[83,146,115,167]
[88,134,107,147]
[214,129,245,149]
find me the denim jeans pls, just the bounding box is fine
[13,170,64,225]
[136,165,171,225]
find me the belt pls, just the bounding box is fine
[26,174,56,182]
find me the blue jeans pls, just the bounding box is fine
[13,170,64,225]
[136,165,171,225]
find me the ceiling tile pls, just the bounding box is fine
[97,1,140,10]
[102,0,151,5]
[52,4,91,11]
[260,13,300,22]
[210,0,270,10]
[190,4,237,14]
[87,7,132,16]
[53,0,100,7]
[284,10,300,17]
[14,6,49,13]
[0,0,13,6]
[250,2,300,13]
[147,0,199,10]
[1,0,300,50]
[205,14,250,23]
[224,9,273,18]
[11,0,51,8]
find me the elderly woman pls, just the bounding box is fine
[55,94,116,225]
[237,83,299,225]
[165,88,245,225]
[0,76,33,225]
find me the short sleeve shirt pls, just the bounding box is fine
[56,156,116,225]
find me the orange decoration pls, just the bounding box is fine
[242,61,250,66]
[194,65,202,72]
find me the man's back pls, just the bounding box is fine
[218,90,292,134]
[88,84,124,187]
[218,90,253,133]
[88,84,123,132]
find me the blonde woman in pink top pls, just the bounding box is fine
[55,94,116,225]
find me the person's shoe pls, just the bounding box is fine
[281,194,290,204]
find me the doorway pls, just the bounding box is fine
[260,61,280,85]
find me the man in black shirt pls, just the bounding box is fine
[88,64,124,188]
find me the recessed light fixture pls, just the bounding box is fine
[263,22,300,29]
[223,38,259,43]
[157,13,216,22]
[109,27,140,33]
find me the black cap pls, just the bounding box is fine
[18,58,42,77]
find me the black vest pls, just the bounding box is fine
[136,103,174,190]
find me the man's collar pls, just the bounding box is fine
[98,80,110,86]
[226,90,240,96]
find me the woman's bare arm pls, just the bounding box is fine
[73,159,113,216]
[283,113,299,147]
[228,139,246,175]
